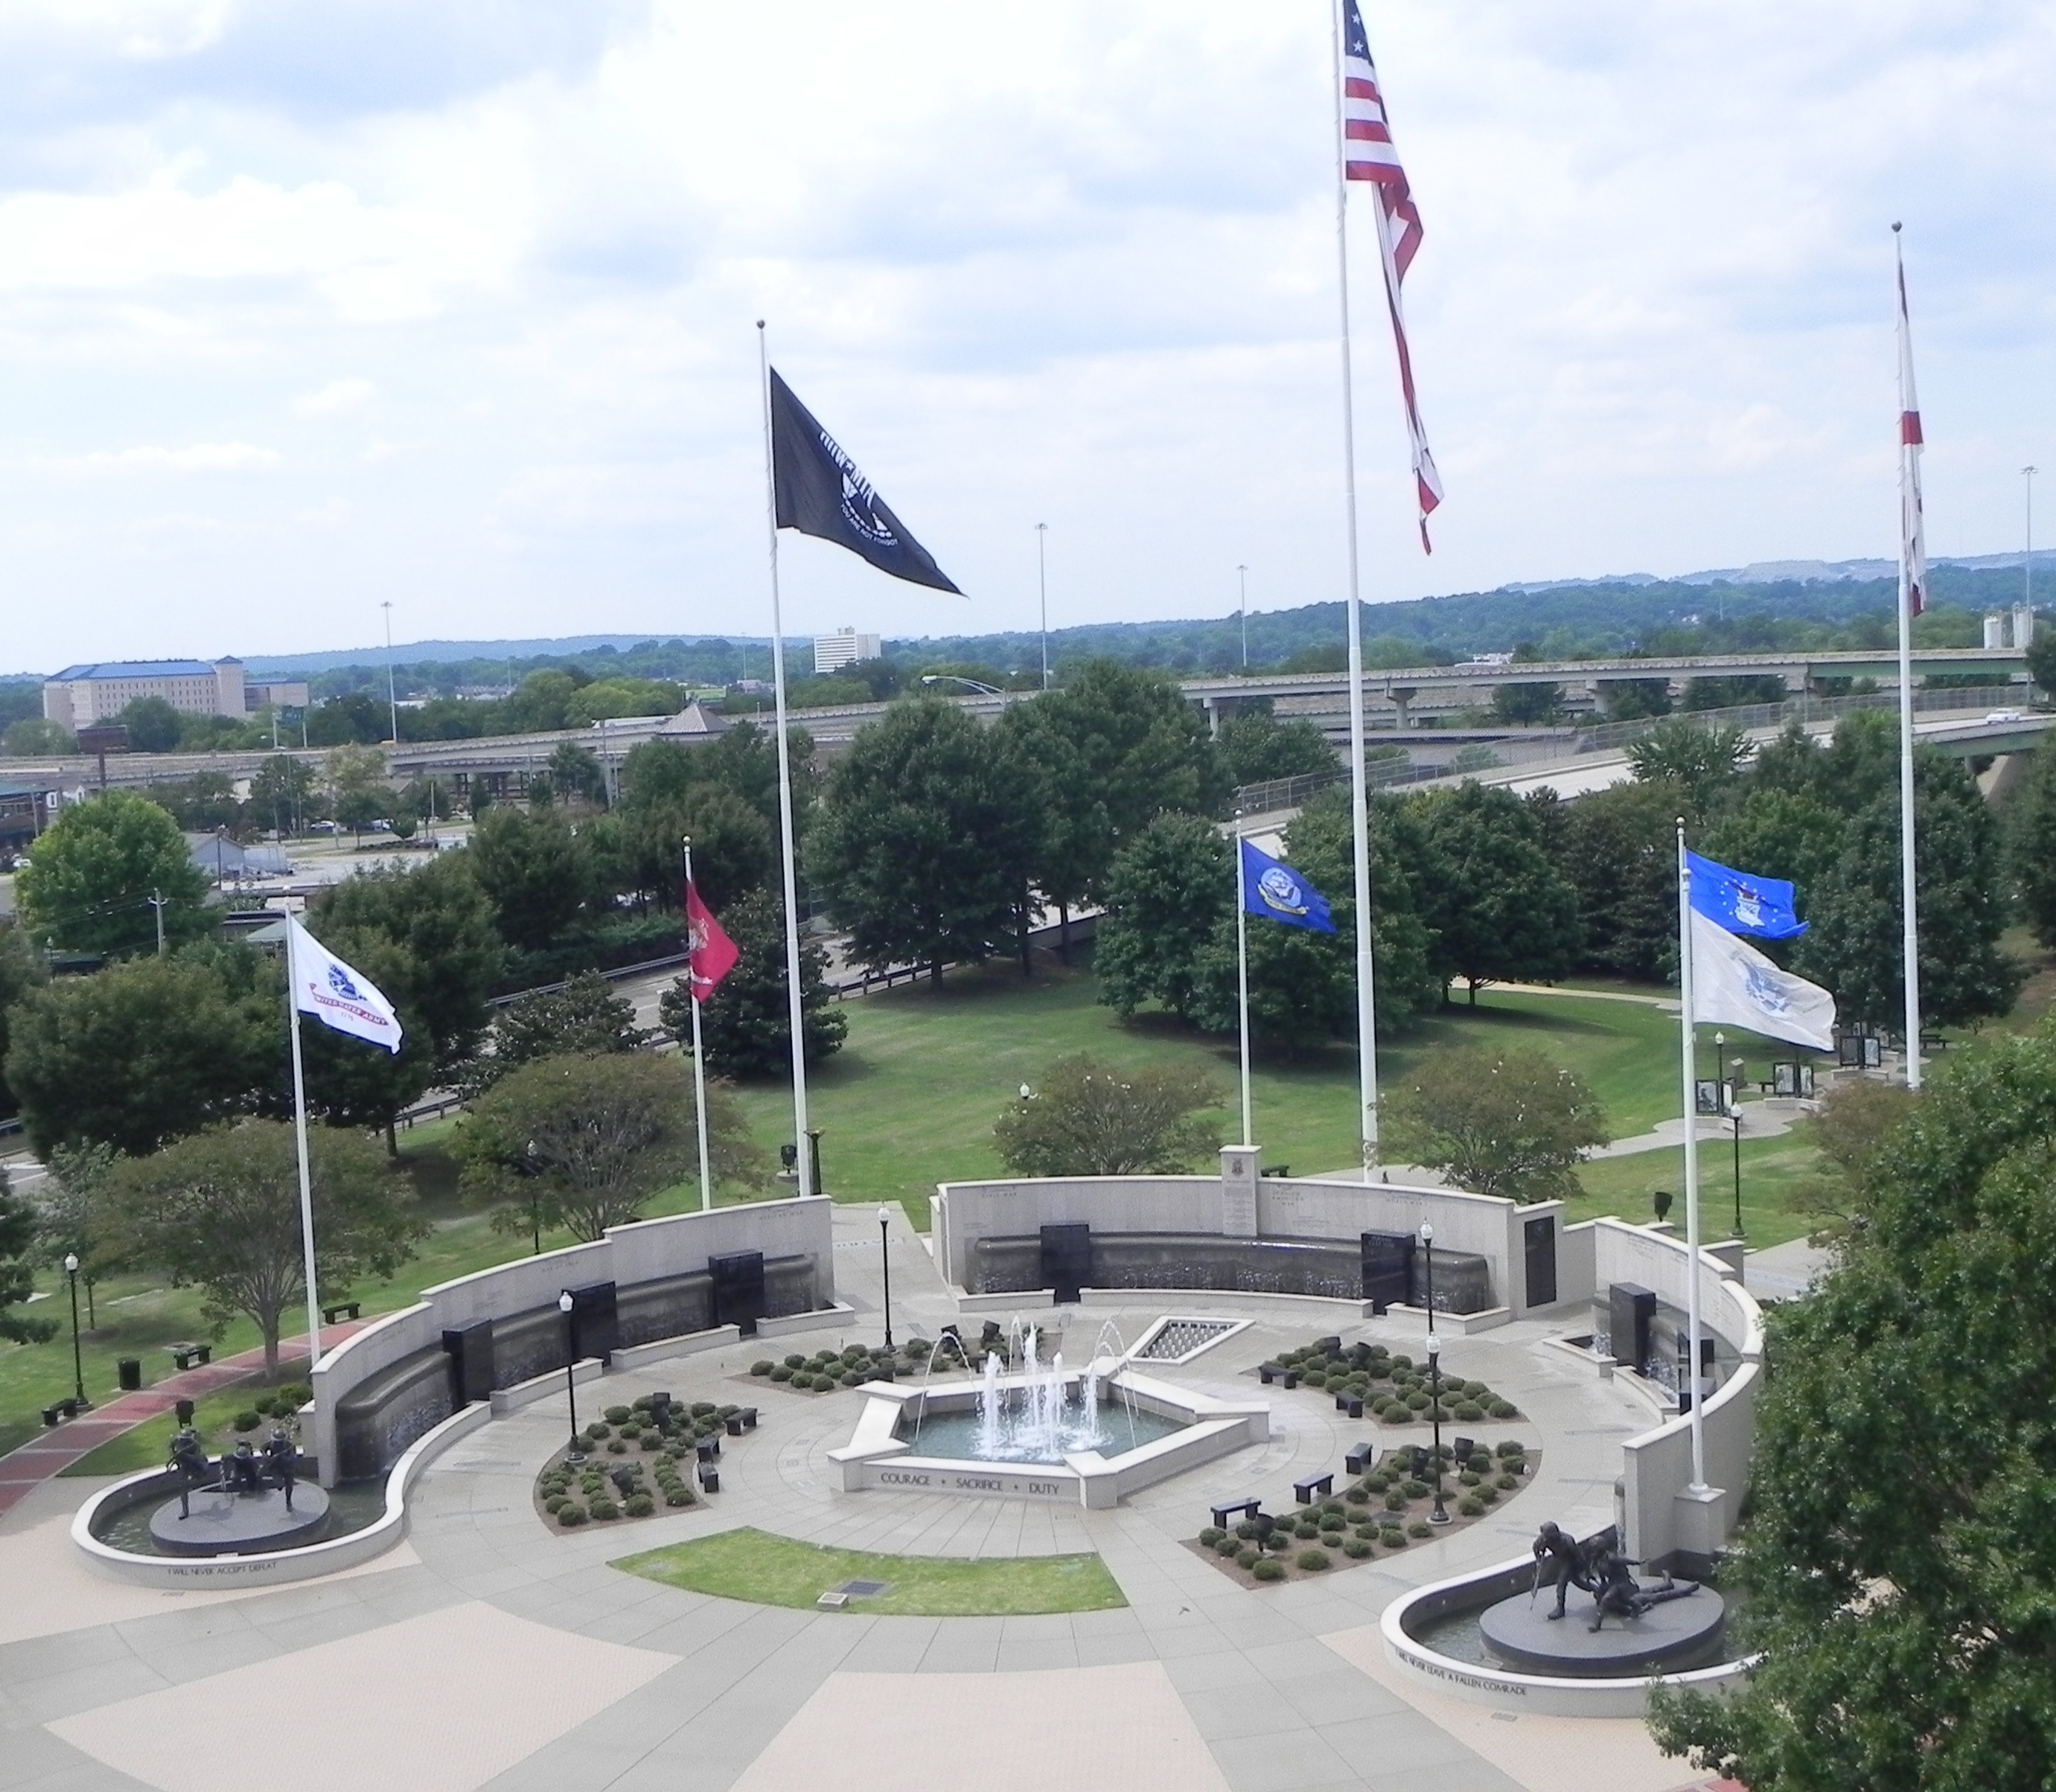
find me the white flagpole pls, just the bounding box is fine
[1675,825,1708,1493]
[1235,830,1253,1150]
[1892,225,1923,1091]
[1329,0,1380,1177]
[756,321,814,1197]
[683,838,714,1213]
[284,915,324,1375]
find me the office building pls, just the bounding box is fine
[813,628,881,675]
[43,659,247,732]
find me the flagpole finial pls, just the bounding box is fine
[1891,220,1902,234]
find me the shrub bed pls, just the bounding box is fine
[1259,1334,1524,1424]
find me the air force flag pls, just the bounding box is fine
[1687,850,1806,940]
[1239,841,1335,934]
[768,369,962,595]
[1689,909,1834,1052]
[289,915,403,1054]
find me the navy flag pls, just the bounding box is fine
[1240,840,1335,934]
[768,369,961,594]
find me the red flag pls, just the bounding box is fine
[684,882,738,1002]
[1894,226,1927,618]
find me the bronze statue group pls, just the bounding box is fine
[1530,1520,1699,1632]
[165,1424,299,1519]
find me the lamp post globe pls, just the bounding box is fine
[558,1290,583,1462]
[63,1252,87,1408]
[877,1206,895,1352]
[1426,1331,1449,1524]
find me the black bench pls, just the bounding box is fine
[166,1343,211,1371]
[697,1463,719,1494]
[1210,1497,1262,1529]
[695,1436,721,1462]
[322,1301,361,1324]
[1344,1396,1364,1420]
[724,1407,760,1436]
[1344,1442,1377,1476]
[41,1403,66,1427]
[1293,1473,1333,1505]
[1258,1363,1283,1385]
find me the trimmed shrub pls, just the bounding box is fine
[590,1499,620,1520]
[1296,1549,1331,1572]
[232,1410,262,1433]
[664,1488,694,1507]
[1407,1520,1431,1538]
[585,1422,610,1440]
[639,1432,663,1450]
[750,1361,774,1377]
[1251,1558,1284,1581]
[1380,1530,1408,1549]
[625,1494,655,1517]
[1496,1472,1521,1491]
[1477,1483,1500,1504]
[1301,1370,1327,1389]
[1496,1439,1525,1458]
[1405,1390,1431,1411]
[1345,1483,1370,1504]
[1459,1470,1481,1488]
[1318,1514,1346,1534]
[1402,1479,1431,1500]
[1236,1547,1260,1569]
[770,1366,794,1382]
[1264,1531,1292,1552]
[1215,1535,1242,1558]
[1383,1491,1407,1512]
[690,1401,718,1417]
[839,1370,865,1388]
[1389,1354,1413,1372]
[558,1505,589,1527]
[1294,1520,1321,1540]
[1321,1497,1347,1515]
[1198,1527,1225,1548]
[607,1439,628,1454]
[1458,1496,1485,1517]
[1343,1537,1373,1559]
[604,1405,632,1423]
[1235,1520,1258,1540]
[1454,1402,1484,1423]
[1489,1399,1519,1419]
[1354,1523,1379,1541]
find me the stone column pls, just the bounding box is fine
[1220,1145,1259,1238]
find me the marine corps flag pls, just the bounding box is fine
[768,368,962,594]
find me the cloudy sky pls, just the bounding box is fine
[1,0,2051,670]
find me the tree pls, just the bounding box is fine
[0,1167,57,1345]
[1491,681,1566,726]
[28,1142,120,1320]
[1795,759,2023,1030]
[1781,1078,1911,1244]
[473,973,652,1092]
[658,888,846,1078]
[1382,1046,1609,1201]
[2008,737,2056,949]
[547,742,606,807]
[5,953,275,1157]
[294,924,438,1152]
[456,1053,766,1242]
[1095,813,1232,1020]
[113,694,182,752]
[4,717,75,756]
[1626,718,1752,813]
[249,754,319,836]
[466,805,592,950]
[1682,673,1786,710]
[1648,1025,2056,1789]
[1216,709,1338,787]
[1597,678,1672,722]
[305,692,385,746]
[995,1054,1225,1176]
[1406,782,1580,1001]
[1699,787,1845,914]
[16,790,211,956]
[0,924,48,1115]
[102,1121,420,1376]
[1551,781,1677,982]
[2027,627,2056,700]
[808,697,1038,980]
[313,855,502,1073]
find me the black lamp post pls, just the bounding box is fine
[1729,1055,1746,1240]
[63,1252,89,1410]
[559,1290,583,1462]
[877,1205,895,1352]
[1419,1221,1447,1524]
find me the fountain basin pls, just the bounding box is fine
[828,1363,1267,1508]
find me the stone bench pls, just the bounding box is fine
[166,1343,211,1371]
[1293,1473,1333,1505]
[322,1301,361,1325]
[1344,1442,1377,1476]
[1210,1497,1262,1529]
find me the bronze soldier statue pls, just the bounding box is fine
[1530,1521,1600,1620]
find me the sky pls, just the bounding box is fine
[1,0,2051,671]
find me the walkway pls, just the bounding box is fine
[0,1322,366,1520]
[0,1209,1741,1792]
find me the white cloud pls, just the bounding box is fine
[48,441,281,475]
[294,377,375,416]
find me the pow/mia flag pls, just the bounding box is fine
[769,368,962,594]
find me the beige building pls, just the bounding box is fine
[812,628,881,675]
[43,659,248,732]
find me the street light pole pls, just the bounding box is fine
[1035,523,1050,691]
[381,601,400,746]
[1730,1055,1746,1240]
[63,1252,88,1409]
[1419,1221,1446,1523]
[2026,466,2038,615]
[1237,565,1249,671]
[877,1205,895,1351]
[558,1290,583,1462]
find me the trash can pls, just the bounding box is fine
[118,1357,142,1392]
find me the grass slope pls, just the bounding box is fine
[615,1526,1126,1615]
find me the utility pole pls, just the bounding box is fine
[2026,466,2039,615]
[150,891,166,956]
[1035,523,1050,691]
[1237,564,1249,670]
[381,601,400,746]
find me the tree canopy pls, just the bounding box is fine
[16,791,211,956]
[657,888,845,1079]
[995,1054,1225,1176]
[1383,1045,1609,1202]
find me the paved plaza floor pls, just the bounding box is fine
[0,1208,1736,1792]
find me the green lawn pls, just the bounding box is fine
[0,957,1828,1453]
[615,1526,1126,1615]
[1564,1127,1823,1250]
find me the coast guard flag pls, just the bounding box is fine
[768,369,961,594]
[1690,910,1835,1052]
[288,915,403,1054]
[1241,840,1335,934]
[1687,851,1807,941]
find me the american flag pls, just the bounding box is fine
[1894,225,1926,617]
[1341,0,1443,549]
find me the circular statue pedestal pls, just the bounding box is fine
[147,1485,331,1558]
[1478,1584,1725,1677]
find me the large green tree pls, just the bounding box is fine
[6,953,275,1157]
[2008,738,2056,950]
[995,1054,1225,1176]
[808,697,1039,979]
[473,973,652,1092]
[1626,717,1752,813]
[0,924,48,1115]
[657,889,846,1079]
[0,1167,57,1345]
[1094,813,1231,1021]
[1650,1022,2056,1789]
[1216,708,1338,787]
[1547,781,1677,982]
[466,804,592,950]
[16,791,211,956]
[102,1121,420,1375]
[1382,1045,1609,1202]
[457,1052,765,1241]
[1795,758,2023,1030]
[1405,781,1580,1001]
